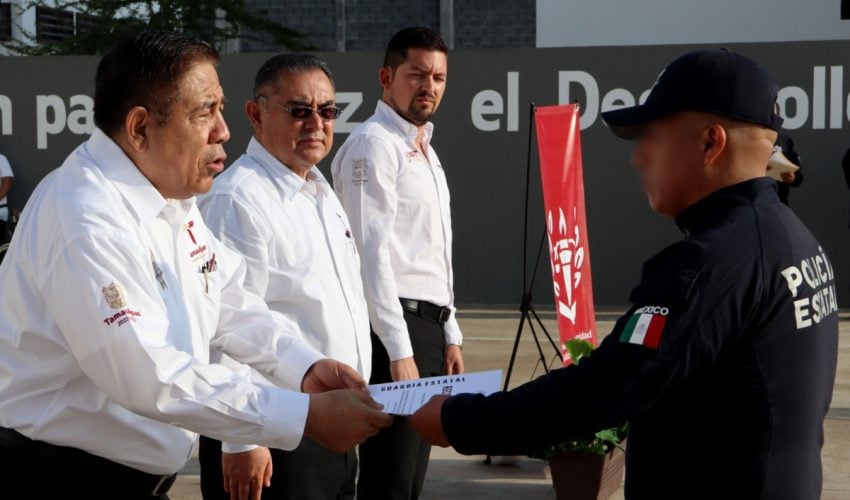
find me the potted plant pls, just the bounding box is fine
[534,339,627,500]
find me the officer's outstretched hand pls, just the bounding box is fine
[410,395,451,447]
[305,389,394,452]
[301,358,367,394]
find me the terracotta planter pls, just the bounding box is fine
[546,440,626,500]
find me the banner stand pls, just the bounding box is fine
[485,102,563,466]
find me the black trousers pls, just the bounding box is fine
[0,427,175,499]
[357,309,447,500]
[199,435,357,500]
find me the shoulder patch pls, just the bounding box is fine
[352,158,367,185]
[619,305,669,349]
[102,282,127,309]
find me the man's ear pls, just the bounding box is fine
[378,67,393,90]
[124,106,151,153]
[245,99,263,134]
[702,124,727,167]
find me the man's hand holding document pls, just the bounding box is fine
[369,370,502,416]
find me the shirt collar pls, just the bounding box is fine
[246,136,328,201]
[674,177,780,236]
[86,127,167,226]
[374,100,434,149]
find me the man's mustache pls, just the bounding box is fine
[415,92,436,103]
[298,133,327,143]
[202,148,226,163]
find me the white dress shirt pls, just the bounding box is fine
[0,153,13,221]
[331,100,462,361]
[0,128,325,475]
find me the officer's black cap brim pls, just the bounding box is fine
[601,105,670,140]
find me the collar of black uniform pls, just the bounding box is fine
[674,177,779,235]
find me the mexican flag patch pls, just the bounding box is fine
[619,305,670,349]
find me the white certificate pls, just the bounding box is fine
[369,369,502,416]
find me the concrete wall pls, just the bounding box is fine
[0,41,847,309]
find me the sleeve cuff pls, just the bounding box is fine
[443,314,463,347]
[378,333,414,361]
[257,388,310,451]
[222,442,260,454]
[273,339,327,391]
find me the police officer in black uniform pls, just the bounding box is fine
[410,49,839,499]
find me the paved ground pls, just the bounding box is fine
[171,307,850,499]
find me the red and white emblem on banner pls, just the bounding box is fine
[535,104,597,365]
[548,206,586,327]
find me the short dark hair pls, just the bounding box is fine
[383,27,448,70]
[253,53,335,99]
[94,30,220,137]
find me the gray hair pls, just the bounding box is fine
[253,53,334,98]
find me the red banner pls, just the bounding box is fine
[535,104,597,365]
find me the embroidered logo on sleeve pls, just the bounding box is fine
[102,283,128,309]
[619,305,669,349]
[352,158,367,185]
[101,282,142,326]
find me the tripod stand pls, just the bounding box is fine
[485,103,563,465]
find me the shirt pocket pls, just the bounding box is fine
[194,252,222,337]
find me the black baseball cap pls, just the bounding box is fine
[601,49,783,140]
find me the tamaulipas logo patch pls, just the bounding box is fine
[619,305,669,349]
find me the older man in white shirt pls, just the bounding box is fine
[0,31,391,499]
[331,27,463,500]
[199,54,370,500]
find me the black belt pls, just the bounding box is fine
[0,427,177,496]
[399,298,452,323]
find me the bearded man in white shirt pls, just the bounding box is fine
[331,27,464,500]
[199,54,371,500]
[0,30,391,499]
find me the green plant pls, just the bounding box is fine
[533,339,627,460]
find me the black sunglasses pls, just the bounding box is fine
[257,96,342,121]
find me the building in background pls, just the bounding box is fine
[537,0,850,47]
[234,0,535,52]
[0,0,535,55]
[3,0,850,56]
[0,1,94,55]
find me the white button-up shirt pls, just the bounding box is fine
[0,128,325,475]
[332,100,462,361]
[200,138,371,381]
[200,138,371,453]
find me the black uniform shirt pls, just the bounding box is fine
[443,178,838,499]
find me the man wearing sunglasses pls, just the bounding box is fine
[199,54,371,500]
[332,27,464,500]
